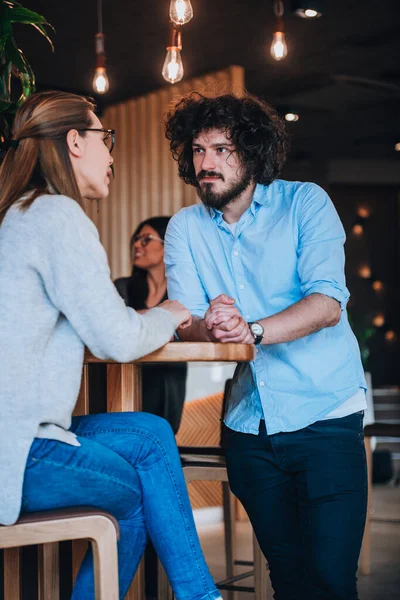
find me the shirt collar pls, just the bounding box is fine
[209,183,269,221]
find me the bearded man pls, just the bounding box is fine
[164,92,367,600]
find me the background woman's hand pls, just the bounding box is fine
[159,300,192,329]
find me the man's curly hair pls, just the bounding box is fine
[164,92,289,187]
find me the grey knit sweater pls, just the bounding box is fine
[0,194,180,525]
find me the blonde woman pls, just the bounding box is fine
[0,91,221,600]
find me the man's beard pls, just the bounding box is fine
[195,169,252,211]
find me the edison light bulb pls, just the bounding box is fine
[169,0,193,25]
[162,48,184,84]
[270,31,287,61]
[93,67,109,94]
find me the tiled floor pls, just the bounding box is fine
[196,485,400,600]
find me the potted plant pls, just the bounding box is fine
[0,0,53,141]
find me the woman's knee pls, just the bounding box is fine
[135,412,175,440]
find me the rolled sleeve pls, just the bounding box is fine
[165,210,210,318]
[296,184,350,311]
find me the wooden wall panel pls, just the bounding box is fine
[89,66,244,279]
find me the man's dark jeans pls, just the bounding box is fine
[223,412,367,600]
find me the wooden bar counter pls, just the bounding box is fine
[73,342,255,600]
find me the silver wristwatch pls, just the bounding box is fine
[249,322,264,345]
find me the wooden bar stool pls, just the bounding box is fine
[180,451,269,600]
[158,449,269,600]
[0,507,120,600]
[157,379,269,600]
[359,423,400,575]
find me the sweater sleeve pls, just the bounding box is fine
[33,196,179,361]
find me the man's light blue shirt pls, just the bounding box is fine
[165,180,366,435]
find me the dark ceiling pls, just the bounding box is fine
[17,0,400,161]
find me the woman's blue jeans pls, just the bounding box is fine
[223,412,368,600]
[21,412,220,600]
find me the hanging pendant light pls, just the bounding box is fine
[162,23,184,84]
[271,1,288,61]
[93,0,109,94]
[169,0,194,26]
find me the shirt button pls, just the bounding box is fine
[246,314,251,320]
[233,251,239,257]
[259,381,265,387]
[239,284,245,290]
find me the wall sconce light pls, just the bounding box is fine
[291,0,322,18]
[385,330,397,342]
[372,313,385,328]
[285,112,299,122]
[358,264,371,279]
[357,206,371,219]
[352,223,363,237]
[372,280,384,293]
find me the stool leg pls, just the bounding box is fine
[359,436,372,575]
[253,533,269,600]
[222,482,237,600]
[91,521,119,600]
[3,547,21,600]
[38,543,59,600]
[158,560,174,600]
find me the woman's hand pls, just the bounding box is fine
[159,300,192,329]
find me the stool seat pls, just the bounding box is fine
[364,423,400,437]
[0,506,119,600]
[5,507,120,535]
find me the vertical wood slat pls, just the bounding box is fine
[3,547,21,599]
[73,363,89,417]
[100,66,245,280]
[38,543,59,600]
[106,363,142,412]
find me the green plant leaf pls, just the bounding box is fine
[29,22,54,51]
[9,6,54,50]
[0,2,12,40]
[0,98,13,112]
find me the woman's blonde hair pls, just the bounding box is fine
[0,90,95,224]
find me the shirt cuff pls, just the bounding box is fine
[303,283,349,311]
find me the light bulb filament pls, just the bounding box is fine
[162,48,184,84]
[271,31,287,61]
[169,0,193,26]
[93,67,109,94]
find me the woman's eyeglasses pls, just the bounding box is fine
[78,128,115,153]
[132,234,164,248]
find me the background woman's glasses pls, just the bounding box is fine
[132,234,164,248]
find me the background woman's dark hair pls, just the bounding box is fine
[165,91,289,187]
[126,216,171,309]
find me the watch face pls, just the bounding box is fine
[251,323,264,337]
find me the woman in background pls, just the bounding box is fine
[115,216,187,433]
[115,217,187,600]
